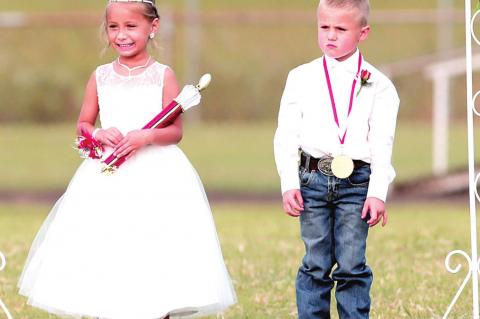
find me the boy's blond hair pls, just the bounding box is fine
[319,0,370,26]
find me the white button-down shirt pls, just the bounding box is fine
[273,50,400,201]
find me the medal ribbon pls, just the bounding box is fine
[323,53,362,144]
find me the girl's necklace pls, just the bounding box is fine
[116,56,152,77]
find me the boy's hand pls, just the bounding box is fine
[95,127,123,147]
[282,189,304,217]
[361,197,388,227]
[114,130,151,159]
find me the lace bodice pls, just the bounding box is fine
[96,61,168,135]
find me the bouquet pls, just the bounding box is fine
[74,129,104,160]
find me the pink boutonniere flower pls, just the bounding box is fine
[356,69,372,97]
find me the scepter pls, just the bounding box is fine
[101,73,212,174]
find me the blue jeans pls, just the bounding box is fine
[296,165,372,319]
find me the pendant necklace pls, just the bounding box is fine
[116,56,152,77]
[323,53,362,179]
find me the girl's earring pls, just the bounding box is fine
[149,33,155,39]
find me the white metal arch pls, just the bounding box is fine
[0,251,13,319]
[443,1,480,318]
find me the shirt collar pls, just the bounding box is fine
[324,49,361,75]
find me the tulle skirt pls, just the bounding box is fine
[18,145,236,319]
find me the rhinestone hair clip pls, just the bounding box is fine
[108,0,155,5]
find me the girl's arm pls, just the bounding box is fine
[114,68,183,158]
[76,72,99,136]
[77,71,123,147]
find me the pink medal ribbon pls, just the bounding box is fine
[323,53,362,144]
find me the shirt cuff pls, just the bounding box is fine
[367,177,390,202]
[280,174,300,195]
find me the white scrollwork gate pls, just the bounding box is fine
[0,251,13,319]
[443,1,480,318]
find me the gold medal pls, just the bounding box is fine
[331,155,354,178]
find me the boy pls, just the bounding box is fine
[273,0,399,318]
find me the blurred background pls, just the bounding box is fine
[1,0,480,198]
[2,0,480,318]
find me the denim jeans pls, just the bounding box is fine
[296,165,372,319]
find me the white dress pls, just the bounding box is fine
[18,62,237,319]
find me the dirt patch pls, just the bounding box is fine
[0,190,282,205]
[1,170,473,206]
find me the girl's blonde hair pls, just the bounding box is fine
[100,0,160,54]
[319,0,370,26]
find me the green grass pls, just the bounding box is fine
[0,122,479,194]
[0,202,475,318]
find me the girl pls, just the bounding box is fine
[17,1,236,318]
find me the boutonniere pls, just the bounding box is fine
[74,129,104,160]
[356,69,372,97]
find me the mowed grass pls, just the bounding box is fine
[0,122,479,194]
[0,202,475,318]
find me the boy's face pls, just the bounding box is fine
[317,2,370,61]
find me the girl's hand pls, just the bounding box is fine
[95,127,124,147]
[114,130,151,159]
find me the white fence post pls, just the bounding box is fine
[184,0,201,123]
[432,73,450,176]
[159,6,176,67]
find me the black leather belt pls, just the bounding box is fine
[300,152,369,175]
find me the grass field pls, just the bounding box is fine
[0,122,479,194]
[0,202,475,318]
